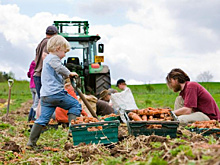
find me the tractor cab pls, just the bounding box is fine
[54,21,110,96]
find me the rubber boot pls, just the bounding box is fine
[68,114,77,123]
[26,123,43,148]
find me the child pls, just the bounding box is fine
[27,60,39,122]
[27,35,82,148]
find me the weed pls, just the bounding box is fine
[4,151,16,161]
[7,125,16,136]
[174,138,187,143]
[166,135,171,139]
[105,156,123,165]
[170,145,195,158]
[205,135,217,144]
[150,142,162,148]
[137,148,146,156]
[149,150,164,157]
[202,155,212,161]
[0,122,10,129]
[145,84,155,92]
[147,156,167,165]
[145,99,152,105]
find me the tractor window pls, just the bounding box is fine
[64,41,87,65]
[88,41,97,64]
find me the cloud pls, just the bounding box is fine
[1,1,220,84]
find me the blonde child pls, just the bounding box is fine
[27,35,81,148]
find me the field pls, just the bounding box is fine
[0,81,220,164]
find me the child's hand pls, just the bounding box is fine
[69,72,78,78]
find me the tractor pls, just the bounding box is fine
[54,21,111,97]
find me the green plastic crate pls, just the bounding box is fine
[70,120,120,145]
[125,110,179,138]
[187,127,220,137]
[104,116,120,121]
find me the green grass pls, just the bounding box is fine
[0,80,31,115]
[1,81,220,115]
[0,81,220,164]
[127,82,220,110]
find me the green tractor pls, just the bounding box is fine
[54,21,111,97]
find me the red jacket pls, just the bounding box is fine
[55,85,87,123]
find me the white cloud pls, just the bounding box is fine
[1,1,220,84]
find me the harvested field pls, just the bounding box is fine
[1,99,220,164]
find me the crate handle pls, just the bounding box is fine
[100,136,107,140]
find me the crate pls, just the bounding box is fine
[125,110,179,138]
[187,127,220,137]
[104,116,121,121]
[69,120,120,145]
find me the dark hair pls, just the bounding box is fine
[166,68,190,84]
[116,79,126,87]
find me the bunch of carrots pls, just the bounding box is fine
[71,116,103,132]
[100,113,119,120]
[48,119,58,125]
[187,120,220,129]
[128,107,173,121]
[71,116,101,125]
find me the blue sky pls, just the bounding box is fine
[1,0,220,84]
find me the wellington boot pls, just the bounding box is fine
[68,114,77,123]
[26,123,43,147]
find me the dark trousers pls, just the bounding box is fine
[33,76,41,99]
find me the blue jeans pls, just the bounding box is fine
[33,76,41,99]
[35,90,82,126]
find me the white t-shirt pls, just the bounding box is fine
[110,87,138,111]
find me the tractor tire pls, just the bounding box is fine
[95,72,111,97]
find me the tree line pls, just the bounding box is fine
[0,71,15,82]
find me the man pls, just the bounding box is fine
[110,79,138,111]
[166,68,220,124]
[34,25,58,98]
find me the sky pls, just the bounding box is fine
[0,0,220,85]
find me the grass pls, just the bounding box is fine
[0,80,31,116]
[127,82,220,110]
[1,81,220,164]
[1,81,220,114]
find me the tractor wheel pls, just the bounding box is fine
[95,72,111,97]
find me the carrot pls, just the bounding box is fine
[131,113,142,121]
[97,126,103,130]
[160,114,165,118]
[142,115,147,121]
[138,109,145,115]
[128,112,134,118]
[132,109,139,113]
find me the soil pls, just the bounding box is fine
[1,100,220,164]
[2,141,21,152]
[0,98,6,104]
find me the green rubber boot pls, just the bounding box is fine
[68,114,77,123]
[26,123,43,148]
